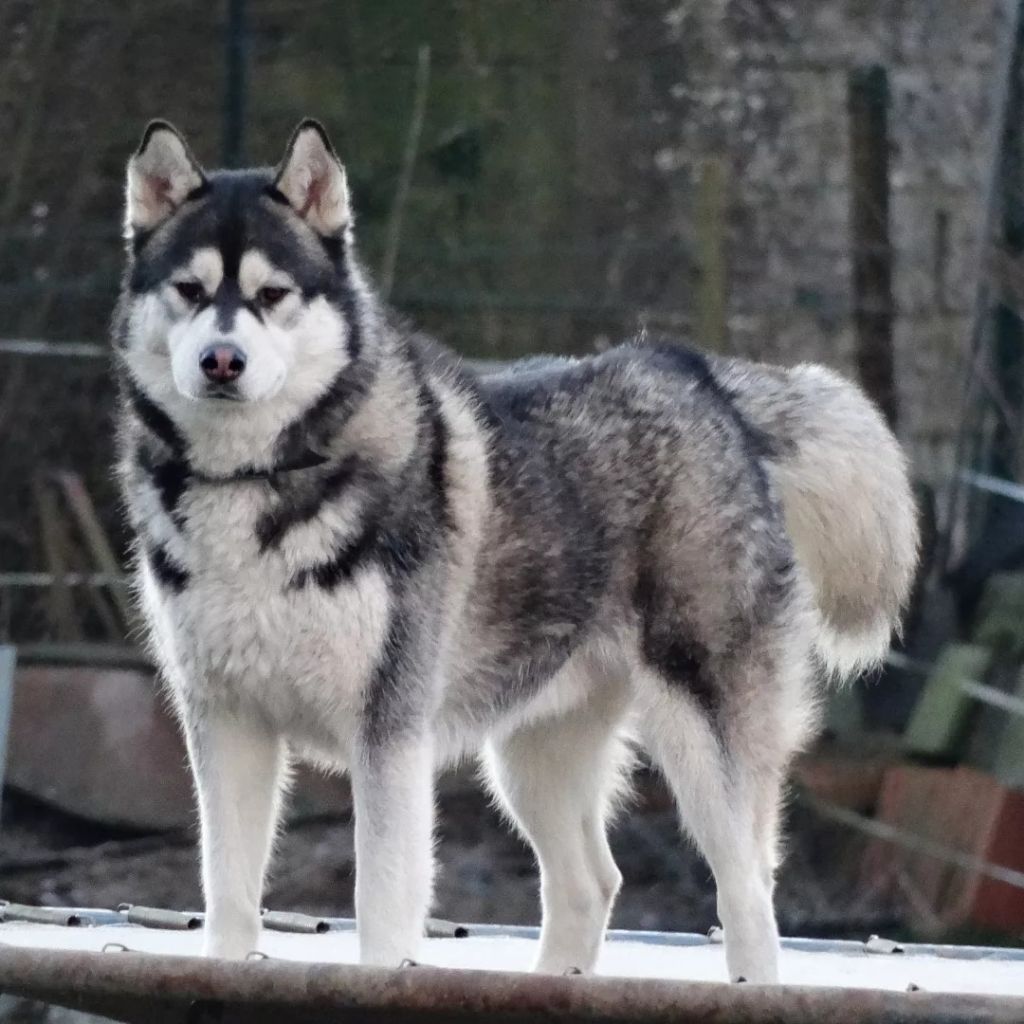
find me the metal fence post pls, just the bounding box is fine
[0,645,15,827]
[848,64,898,430]
[990,10,1024,483]
[696,155,729,354]
[223,0,248,168]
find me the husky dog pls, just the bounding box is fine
[114,119,918,983]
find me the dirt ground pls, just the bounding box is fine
[0,771,908,1021]
[0,771,903,935]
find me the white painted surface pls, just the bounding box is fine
[2,923,1024,996]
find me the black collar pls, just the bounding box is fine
[191,449,330,485]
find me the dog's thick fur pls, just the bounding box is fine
[114,120,918,983]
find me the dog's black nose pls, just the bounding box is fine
[199,344,246,383]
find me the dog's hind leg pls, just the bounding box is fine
[636,640,814,985]
[639,684,782,983]
[184,708,288,960]
[484,679,633,975]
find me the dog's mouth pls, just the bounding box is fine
[204,384,245,402]
[203,385,243,401]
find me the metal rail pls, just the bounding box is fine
[0,571,129,588]
[801,790,1024,892]
[1,945,1023,1024]
[0,646,13,829]
[0,338,106,357]
[886,648,1024,719]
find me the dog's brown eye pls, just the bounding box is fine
[257,286,289,308]
[174,281,204,304]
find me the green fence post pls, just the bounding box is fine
[223,0,248,168]
[848,65,898,430]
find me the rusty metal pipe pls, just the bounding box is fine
[2,945,1024,1024]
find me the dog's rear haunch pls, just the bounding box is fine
[114,119,918,983]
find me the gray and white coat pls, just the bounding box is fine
[115,120,919,983]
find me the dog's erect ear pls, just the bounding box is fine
[273,119,350,236]
[125,121,206,234]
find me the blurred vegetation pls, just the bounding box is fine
[0,0,703,635]
[0,0,680,359]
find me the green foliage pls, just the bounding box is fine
[905,644,992,759]
[244,0,581,358]
[973,573,1024,662]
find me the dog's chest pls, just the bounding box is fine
[142,483,391,744]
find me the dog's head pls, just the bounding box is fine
[119,119,357,410]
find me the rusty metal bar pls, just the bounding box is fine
[1,945,1023,1024]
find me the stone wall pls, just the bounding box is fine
[569,0,1014,485]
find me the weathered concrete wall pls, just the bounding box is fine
[569,0,1013,484]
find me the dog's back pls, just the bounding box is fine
[448,340,915,726]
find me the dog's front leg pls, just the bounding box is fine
[183,707,287,959]
[351,729,436,966]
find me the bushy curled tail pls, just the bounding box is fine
[716,358,920,678]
